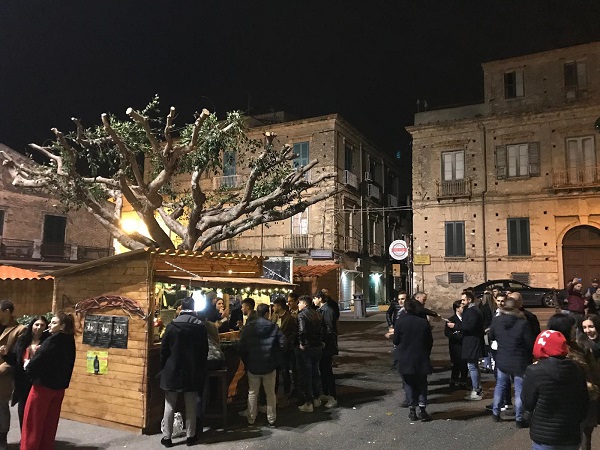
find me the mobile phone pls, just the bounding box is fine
[578,278,582,282]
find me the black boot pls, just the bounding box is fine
[408,407,418,421]
[418,406,432,422]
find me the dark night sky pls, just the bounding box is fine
[1,1,600,194]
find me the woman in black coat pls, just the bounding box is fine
[444,300,467,388]
[21,312,76,450]
[2,315,48,429]
[393,298,433,422]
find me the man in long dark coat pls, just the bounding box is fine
[160,297,208,447]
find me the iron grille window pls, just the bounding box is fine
[507,218,531,256]
[445,221,465,257]
[448,272,465,283]
[511,272,530,284]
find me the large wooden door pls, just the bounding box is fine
[563,225,600,285]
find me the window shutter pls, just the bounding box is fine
[528,142,540,176]
[496,145,507,179]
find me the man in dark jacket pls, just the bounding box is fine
[393,298,434,422]
[444,300,467,388]
[160,297,208,448]
[271,297,298,407]
[239,303,285,426]
[447,290,485,400]
[521,329,589,449]
[509,292,541,337]
[314,291,338,408]
[295,295,323,413]
[488,298,534,425]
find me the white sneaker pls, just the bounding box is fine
[298,403,314,413]
[313,398,322,408]
[319,394,330,403]
[464,391,483,401]
[325,397,338,408]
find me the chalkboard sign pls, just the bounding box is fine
[111,317,129,349]
[82,315,99,345]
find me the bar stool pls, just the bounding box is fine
[202,369,229,428]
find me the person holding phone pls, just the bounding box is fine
[566,277,586,321]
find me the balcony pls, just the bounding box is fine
[552,166,600,191]
[211,237,240,253]
[436,178,472,200]
[335,235,359,253]
[343,170,359,189]
[212,175,244,190]
[283,234,312,252]
[369,242,384,257]
[0,238,112,263]
[387,194,398,207]
[367,184,381,201]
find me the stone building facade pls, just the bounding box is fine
[0,144,113,271]
[407,42,600,307]
[201,113,405,308]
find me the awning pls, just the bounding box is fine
[0,265,52,280]
[154,275,294,290]
[294,264,341,278]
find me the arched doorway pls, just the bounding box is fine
[562,225,600,285]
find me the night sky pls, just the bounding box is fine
[2,1,600,195]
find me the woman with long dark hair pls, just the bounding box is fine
[20,312,76,450]
[1,316,48,429]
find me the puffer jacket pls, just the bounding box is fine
[239,317,285,375]
[521,357,588,446]
[297,308,323,348]
[488,308,534,376]
[319,302,338,357]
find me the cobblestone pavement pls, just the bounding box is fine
[9,308,600,449]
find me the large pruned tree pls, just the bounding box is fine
[1,97,336,251]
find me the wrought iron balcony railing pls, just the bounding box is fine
[552,166,600,190]
[283,234,312,252]
[436,178,472,199]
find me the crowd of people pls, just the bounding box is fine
[387,278,600,450]
[158,289,340,447]
[0,300,75,450]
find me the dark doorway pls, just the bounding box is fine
[42,215,67,258]
[562,225,600,286]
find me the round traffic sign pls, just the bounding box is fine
[389,240,408,260]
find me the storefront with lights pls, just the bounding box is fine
[49,247,293,433]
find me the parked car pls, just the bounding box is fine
[467,279,557,308]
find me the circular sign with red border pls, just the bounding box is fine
[389,240,408,260]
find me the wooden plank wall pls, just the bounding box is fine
[0,279,53,317]
[54,257,152,432]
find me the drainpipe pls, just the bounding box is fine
[481,123,488,281]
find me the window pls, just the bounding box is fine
[504,70,524,99]
[511,273,530,284]
[293,142,309,168]
[507,218,531,256]
[496,143,540,179]
[564,61,587,100]
[448,272,465,283]
[442,150,465,181]
[223,150,236,176]
[344,143,353,171]
[445,221,465,257]
[291,210,308,235]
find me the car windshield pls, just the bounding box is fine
[508,281,528,289]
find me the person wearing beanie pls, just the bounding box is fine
[521,330,589,450]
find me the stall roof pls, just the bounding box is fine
[155,275,294,290]
[47,247,265,278]
[294,264,340,278]
[0,265,52,280]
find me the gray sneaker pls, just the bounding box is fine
[464,390,483,401]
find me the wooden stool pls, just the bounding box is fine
[202,369,228,429]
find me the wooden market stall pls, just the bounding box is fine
[48,248,293,433]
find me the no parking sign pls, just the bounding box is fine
[389,240,408,261]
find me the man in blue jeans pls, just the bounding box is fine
[488,297,534,426]
[295,295,323,412]
[447,290,485,400]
